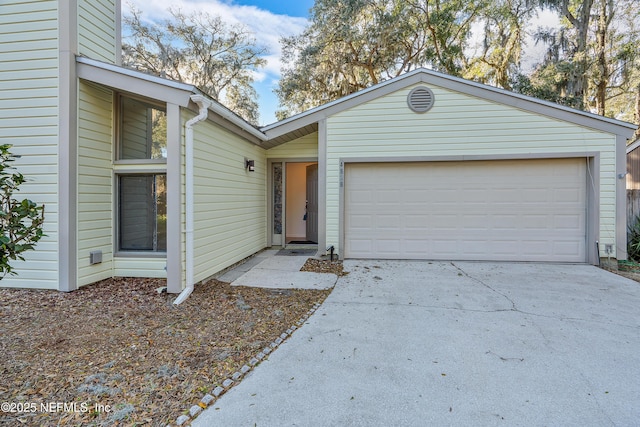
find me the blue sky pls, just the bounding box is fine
[231,0,315,18]
[125,0,313,125]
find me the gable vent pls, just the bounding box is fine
[407,86,435,113]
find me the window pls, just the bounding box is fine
[118,174,166,252]
[115,94,168,255]
[118,96,167,160]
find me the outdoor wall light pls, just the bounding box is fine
[245,159,255,172]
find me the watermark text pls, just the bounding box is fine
[1,401,111,414]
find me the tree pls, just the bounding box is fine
[516,0,640,130]
[122,8,267,125]
[590,0,640,128]
[0,145,45,278]
[537,0,594,108]
[464,0,537,90]
[276,0,487,118]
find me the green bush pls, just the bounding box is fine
[0,144,45,277]
[627,214,640,262]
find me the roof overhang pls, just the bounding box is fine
[76,56,267,144]
[77,56,195,106]
[77,59,637,150]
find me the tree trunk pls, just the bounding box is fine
[564,0,594,108]
[595,0,608,116]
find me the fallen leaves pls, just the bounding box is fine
[0,277,330,426]
[300,259,345,276]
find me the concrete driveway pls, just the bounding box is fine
[193,261,640,426]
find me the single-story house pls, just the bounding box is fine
[2,0,637,296]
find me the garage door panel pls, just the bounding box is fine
[554,241,583,256]
[462,189,489,202]
[555,188,581,203]
[377,215,402,231]
[554,214,583,230]
[344,159,587,262]
[432,240,457,256]
[461,214,490,230]
[374,239,402,257]
[349,189,374,203]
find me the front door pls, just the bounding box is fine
[306,164,318,243]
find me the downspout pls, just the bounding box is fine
[174,94,212,305]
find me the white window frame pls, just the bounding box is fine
[114,93,168,257]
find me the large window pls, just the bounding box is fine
[118,174,167,252]
[118,96,167,160]
[116,94,168,254]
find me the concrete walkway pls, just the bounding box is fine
[217,249,337,290]
[193,260,640,427]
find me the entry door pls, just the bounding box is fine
[306,164,319,243]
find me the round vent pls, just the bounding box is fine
[407,86,435,113]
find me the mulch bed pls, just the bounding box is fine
[300,258,345,276]
[0,266,333,426]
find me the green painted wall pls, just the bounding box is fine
[77,81,114,287]
[326,83,617,257]
[0,0,60,289]
[78,0,117,63]
[190,111,268,284]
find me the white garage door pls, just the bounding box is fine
[344,158,587,262]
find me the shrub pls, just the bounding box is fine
[627,214,640,262]
[0,144,45,277]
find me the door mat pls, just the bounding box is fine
[287,240,317,244]
[276,249,318,256]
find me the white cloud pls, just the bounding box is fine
[522,9,561,72]
[466,8,560,74]
[123,0,306,77]
[123,0,306,124]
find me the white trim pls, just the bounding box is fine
[267,158,319,248]
[77,56,195,92]
[317,119,327,255]
[58,0,78,292]
[617,134,628,260]
[166,103,182,294]
[338,153,600,265]
[115,0,122,66]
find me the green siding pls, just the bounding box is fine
[0,0,59,289]
[326,83,618,257]
[267,132,318,159]
[77,81,114,287]
[119,98,151,159]
[114,257,166,278]
[78,0,117,63]
[190,112,267,284]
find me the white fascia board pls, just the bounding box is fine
[77,56,194,106]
